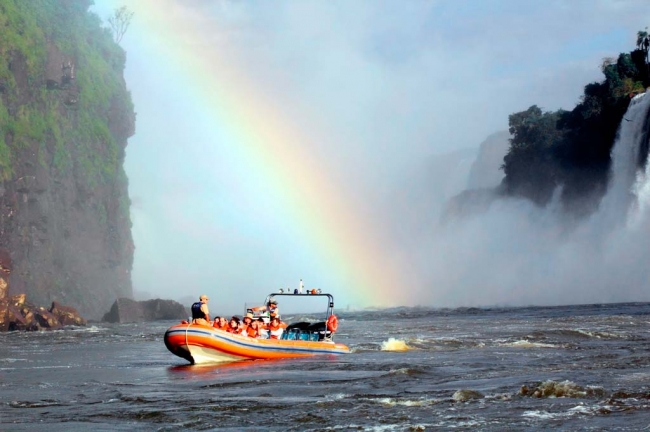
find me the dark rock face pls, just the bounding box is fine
[0,247,11,299]
[102,298,189,323]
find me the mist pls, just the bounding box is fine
[91,0,650,313]
[407,94,650,308]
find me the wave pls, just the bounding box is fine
[385,367,428,376]
[500,340,558,348]
[522,403,606,421]
[10,399,67,408]
[374,397,443,407]
[531,328,631,340]
[71,325,107,333]
[380,338,410,351]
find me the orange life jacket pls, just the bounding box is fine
[269,322,283,339]
[246,325,258,338]
[214,322,228,331]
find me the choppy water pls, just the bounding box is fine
[2,302,650,431]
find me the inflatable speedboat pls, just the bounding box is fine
[164,293,350,364]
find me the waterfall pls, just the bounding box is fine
[629,107,650,228]
[594,92,650,228]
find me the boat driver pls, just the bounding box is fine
[267,299,279,318]
[191,294,211,326]
[251,299,280,319]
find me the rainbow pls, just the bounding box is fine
[101,0,405,307]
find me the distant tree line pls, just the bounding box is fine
[501,29,650,214]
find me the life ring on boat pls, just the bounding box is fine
[326,315,338,333]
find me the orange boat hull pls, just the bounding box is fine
[164,323,350,364]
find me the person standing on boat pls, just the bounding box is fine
[251,299,280,319]
[191,294,211,326]
[267,299,279,318]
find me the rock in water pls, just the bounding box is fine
[452,390,484,402]
[102,298,188,323]
[50,301,87,326]
[0,295,87,331]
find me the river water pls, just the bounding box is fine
[1,302,650,431]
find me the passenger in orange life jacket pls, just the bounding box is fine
[257,318,269,339]
[268,315,284,339]
[213,316,228,331]
[241,312,254,333]
[245,319,261,338]
[227,316,241,334]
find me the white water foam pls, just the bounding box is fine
[523,403,600,420]
[375,397,442,407]
[500,340,557,348]
[380,338,410,351]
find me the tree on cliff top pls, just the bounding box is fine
[637,29,650,77]
[637,29,649,56]
[502,106,565,205]
[501,29,650,211]
[108,6,133,44]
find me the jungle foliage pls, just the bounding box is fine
[502,30,650,211]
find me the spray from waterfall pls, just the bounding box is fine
[416,92,650,307]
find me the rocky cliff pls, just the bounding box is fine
[0,0,135,319]
[466,131,510,190]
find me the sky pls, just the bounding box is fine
[91,0,650,314]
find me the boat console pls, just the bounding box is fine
[283,321,332,341]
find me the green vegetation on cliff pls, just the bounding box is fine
[502,30,650,211]
[0,0,133,186]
